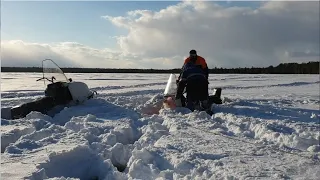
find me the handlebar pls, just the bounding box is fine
[36,76,56,83]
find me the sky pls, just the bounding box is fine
[1,0,319,69]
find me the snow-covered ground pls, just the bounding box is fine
[1,72,319,180]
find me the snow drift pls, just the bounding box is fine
[1,73,319,180]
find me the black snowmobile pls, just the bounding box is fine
[1,59,97,120]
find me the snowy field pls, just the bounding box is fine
[1,72,320,180]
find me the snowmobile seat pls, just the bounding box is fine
[45,81,73,105]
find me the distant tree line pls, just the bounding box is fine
[208,61,319,74]
[1,61,319,74]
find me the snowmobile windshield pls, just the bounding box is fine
[40,59,69,85]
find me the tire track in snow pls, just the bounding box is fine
[154,109,320,179]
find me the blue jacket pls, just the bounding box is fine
[180,62,207,82]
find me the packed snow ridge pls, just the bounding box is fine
[1,73,320,180]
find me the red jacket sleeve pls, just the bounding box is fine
[198,56,208,79]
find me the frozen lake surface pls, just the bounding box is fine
[1,72,319,180]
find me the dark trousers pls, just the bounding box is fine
[9,82,74,119]
[11,97,57,119]
[176,77,208,111]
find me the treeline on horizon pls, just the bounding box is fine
[1,61,319,74]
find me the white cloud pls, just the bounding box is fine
[1,40,133,68]
[1,40,179,69]
[103,1,319,68]
[1,1,319,69]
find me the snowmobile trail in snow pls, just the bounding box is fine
[1,73,319,180]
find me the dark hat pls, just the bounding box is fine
[189,49,197,55]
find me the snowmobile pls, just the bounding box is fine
[1,59,97,120]
[162,74,222,115]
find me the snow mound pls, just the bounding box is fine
[30,145,119,180]
[1,73,320,180]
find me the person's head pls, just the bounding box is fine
[189,49,197,63]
